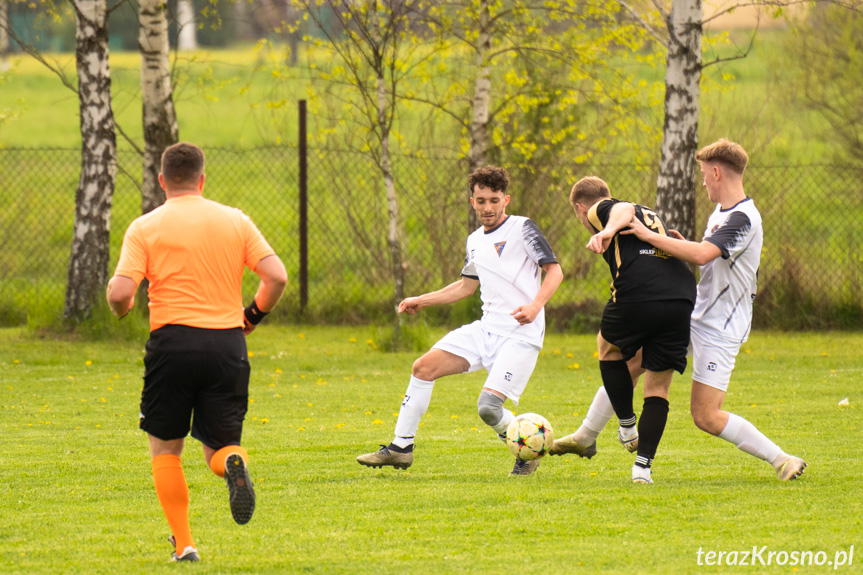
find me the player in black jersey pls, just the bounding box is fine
[561,176,696,484]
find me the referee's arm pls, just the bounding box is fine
[106,276,137,318]
[250,255,288,313]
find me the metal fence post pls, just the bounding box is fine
[299,100,308,314]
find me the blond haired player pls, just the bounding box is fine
[623,138,806,481]
[107,142,287,561]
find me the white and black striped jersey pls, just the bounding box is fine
[461,215,557,347]
[692,197,763,343]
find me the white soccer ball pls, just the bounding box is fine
[506,413,554,461]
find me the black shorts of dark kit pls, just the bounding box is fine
[140,324,250,449]
[600,299,693,374]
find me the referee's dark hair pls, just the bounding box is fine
[570,176,611,207]
[469,166,509,195]
[162,142,205,187]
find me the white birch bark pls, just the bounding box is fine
[655,0,702,240]
[65,0,117,321]
[372,2,405,311]
[139,0,178,214]
[0,0,8,72]
[177,0,198,51]
[466,0,491,231]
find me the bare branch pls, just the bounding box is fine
[115,121,145,156]
[1,24,78,93]
[618,0,669,47]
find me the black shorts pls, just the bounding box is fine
[600,299,693,374]
[140,324,250,449]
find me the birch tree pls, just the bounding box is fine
[177,0,198,50]
[653,0,702,240]
[139,0,177,214]
[65,0,117,321]
[618,0,858,238]
[0,1,9,72]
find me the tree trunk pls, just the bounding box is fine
[177,0,198,51]
[371,2,405,323]
[654,0,702,241]
[64,0,117,321]
[0,0,9,72]
[466,0,491,232]
[233,0,255,42]
[139,0,178,215]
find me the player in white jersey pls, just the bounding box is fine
[357,166,563,476]
[623,138,806,481]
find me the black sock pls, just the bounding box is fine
[387,442,414,453]
[599,360,635,423]
[635,396,670,468]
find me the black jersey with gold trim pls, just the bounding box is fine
[587,198,696,304]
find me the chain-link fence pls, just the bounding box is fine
[1,147,861,329]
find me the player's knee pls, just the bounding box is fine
[691,405,722,436]
[411,357,434,381]
[477,391,505,426]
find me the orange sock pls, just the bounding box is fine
[151,454,195,553]
[208,445,249,478]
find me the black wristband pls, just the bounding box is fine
[244,299,268,325]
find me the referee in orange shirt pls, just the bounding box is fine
[107,142,287,562]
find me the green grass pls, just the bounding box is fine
[1,325,860,574]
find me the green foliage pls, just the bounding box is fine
[1,326,860,573]
[780,5,863,170]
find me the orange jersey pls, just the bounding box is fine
[114,194,275,331]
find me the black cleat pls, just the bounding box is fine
[225,453,255,525]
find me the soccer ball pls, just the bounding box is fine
[505,413,554,461]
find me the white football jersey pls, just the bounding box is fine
[692,198,763,343]
[461,215,557,347]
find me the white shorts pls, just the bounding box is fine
[432,320,540,405]
[689,323,742,392]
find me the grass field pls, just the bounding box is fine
[1,325,861,574]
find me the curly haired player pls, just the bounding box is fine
[356,165,563,476]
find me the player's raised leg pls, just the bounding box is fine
[357,349,469,469]
[691,381,806,480]
[205,444,255,525]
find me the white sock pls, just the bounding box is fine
[491,408,515,436]
[392,376,434,447]
[719,413,782,463]
[574,385,615,442]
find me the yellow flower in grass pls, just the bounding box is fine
[349,337,357,343]
[85,360,93,366]
[372,419,384,425]
[260,418,269,424]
